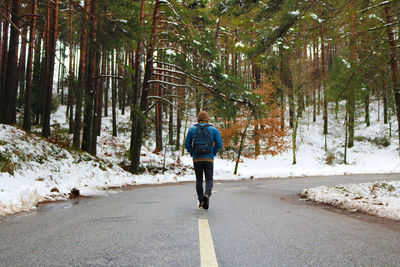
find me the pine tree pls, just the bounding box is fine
[1,0,21,125]
[23,0,38,132]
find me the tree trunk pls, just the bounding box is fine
[1,0,21,125]
[31,31,42,125]
[335,100,339,119]
[0,2,10,118]
[176,84,182,150]
[98,50,107,136]
[130,0,145,172]
[104,53,109,117]
[279,47,285,130]
[313,42,317,123]
[40,2,51,130]
[166,60,174,146]
[195,87,201,115]
[348,12,356,148]
[176,47,186,150]
[254,124,260,157]
[347,93,355,148]
[68,1,74,134]
[59,44,66,104]
[383,80,388,124]
[321,23,328,137]
[169,98,174,146]
[280,86,285,130]
[112,50,117,137]
[215,16,221,41]
[297,44,306,119]
[281,48,294,128]
[82,0,98,154]
[155,71,163,152]
[91,51,101,154]
[73,0,89,148]
[0,5,4,85]
[131,0,161,174]
[23,0,38,132]
[364,86,370,127]
[344,97,348,164]
[89,0,99,154]
[252,59,261,157]
[118,51,125,114]
[384,6,400,154]
[233,29,238,75]
[18,26,28,101]
[41,0,59,137]
[292,116,298,165]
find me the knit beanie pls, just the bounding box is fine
[197,110,210,122]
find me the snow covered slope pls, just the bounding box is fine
[0,124,135,215]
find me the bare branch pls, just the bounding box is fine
[360,0,394,13]
[367,21,400,32]
[153,72,181,81]
[153,67,186,76]
[148,79,193,89]
[146,96,191,115]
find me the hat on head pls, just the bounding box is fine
[197,110,210,122]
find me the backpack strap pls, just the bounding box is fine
[194,123,211,128]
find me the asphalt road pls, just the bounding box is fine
[1,173,400,267]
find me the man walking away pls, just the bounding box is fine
[185,110,222,210]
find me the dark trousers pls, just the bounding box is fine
[194,161,213,201]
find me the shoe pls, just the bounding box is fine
[198,199,204,209]
[203,195,209,210]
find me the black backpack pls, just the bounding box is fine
[192,124,213,156]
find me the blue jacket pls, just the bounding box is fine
[185,123,222,160]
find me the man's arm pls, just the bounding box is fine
[213,128,222,156]
[184,128,193,156]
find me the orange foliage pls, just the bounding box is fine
[220,80,289,159]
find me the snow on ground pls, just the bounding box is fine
[300,181,400,221]
[0,124,135,215]
[0,100,400,219]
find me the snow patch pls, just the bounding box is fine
[235,42,245,48]
[301,181,400,221]
[310,13,324,23]
[165,49,176,56]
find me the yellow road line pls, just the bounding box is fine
[198,219,218,267]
